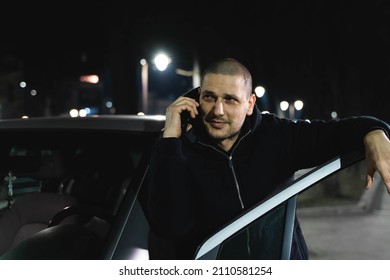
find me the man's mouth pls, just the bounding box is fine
[209,119,226,129]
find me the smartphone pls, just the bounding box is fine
[181,87,200,132]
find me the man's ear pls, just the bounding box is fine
[246,94,256,116]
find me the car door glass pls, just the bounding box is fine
[217,203,287,260]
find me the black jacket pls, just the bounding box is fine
[147,106,390,259]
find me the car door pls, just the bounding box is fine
[194,151,365,260]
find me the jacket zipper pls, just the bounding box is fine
[198,129,252,257]
[198,130,251,210]
[228,156,244,208]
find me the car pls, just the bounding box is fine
[0,114,375,260]
[0,114,165,260]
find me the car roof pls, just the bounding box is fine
[0,115,166,133]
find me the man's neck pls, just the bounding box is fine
[217,132,240,152]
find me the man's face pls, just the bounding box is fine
[199,73,256,151]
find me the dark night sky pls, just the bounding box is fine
[1,0,390,121]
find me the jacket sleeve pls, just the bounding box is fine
[282,115,390,169]
[147,137,195,238]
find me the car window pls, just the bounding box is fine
[216,202,287,260]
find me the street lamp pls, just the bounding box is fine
[140,59,149,114]
[293,100,304,120]
[279,99,304,120]
[154,54,171,71]
[139,52,200,114]
[280,101,289,112]
[140,53,172,114]
[254,86,265,98]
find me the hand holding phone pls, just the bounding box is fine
[162,87,200,138]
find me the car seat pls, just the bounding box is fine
[0,192,78,256]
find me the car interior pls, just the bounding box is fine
[0,129,157,259]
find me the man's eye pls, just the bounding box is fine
[225,97,237,103]
[203,95,214,100]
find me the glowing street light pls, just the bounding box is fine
[280,101,289,111]
[279,99,304,120]
[139,52,201,114]
[255,86,265,98]
[154,53,171,71]
[294,100,304,111]
[140,53,172,114]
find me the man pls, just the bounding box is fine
[147,57,390,259]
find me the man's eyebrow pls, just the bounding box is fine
[223,93,239,99]
[202,89,214,95]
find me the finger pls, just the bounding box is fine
[168,101,198,118]
[181,96,199,105]
[172,98,198,116]
[370,161,390,195]
[365,173,374,190]
[379,173,390,194]
[174,96,199,108]
[365,165,375,190]
[180,98,199,117]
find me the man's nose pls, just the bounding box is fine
[213,99,224,116]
